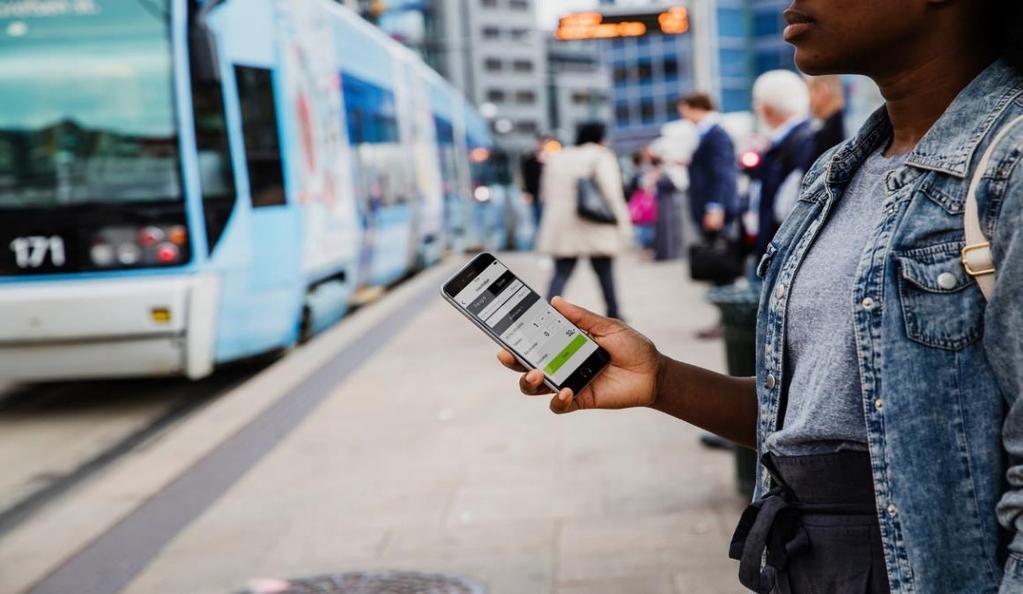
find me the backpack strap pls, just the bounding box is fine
[962,114,1023,301]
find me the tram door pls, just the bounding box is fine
[231,64,304,347]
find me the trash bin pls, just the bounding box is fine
[706,283,761,499]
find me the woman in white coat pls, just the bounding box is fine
[534,122,632,319]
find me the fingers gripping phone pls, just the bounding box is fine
[442,253,611,394]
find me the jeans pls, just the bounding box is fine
[547,256,620,319]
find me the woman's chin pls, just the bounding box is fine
[793,49,844,76]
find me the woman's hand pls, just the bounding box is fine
[497,297,664,414]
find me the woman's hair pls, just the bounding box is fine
[995,0,1023,71]
[575,122,607,146]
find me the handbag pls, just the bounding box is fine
[689,236,744,284]
[628,188,658,225]
[577,174,617,225]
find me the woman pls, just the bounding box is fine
[499,1,1023,592]
[535,122,632,319]
[649,156,682,261]
[626,149,657,256]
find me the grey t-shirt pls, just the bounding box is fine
[764,147,909,456]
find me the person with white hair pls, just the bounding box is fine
[747,69,815,261]
[806,74,847,163]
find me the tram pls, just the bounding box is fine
[0,0,503,380]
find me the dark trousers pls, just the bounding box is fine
[547,256,620,319]
[730,452,891,594]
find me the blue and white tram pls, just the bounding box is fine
[0,0,497,381]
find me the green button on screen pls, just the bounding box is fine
[544,334,587,376]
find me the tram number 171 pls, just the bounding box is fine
[10,236,66,269]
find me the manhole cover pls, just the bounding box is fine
[239,571,486,594]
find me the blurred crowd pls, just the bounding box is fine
[519,70,850,330]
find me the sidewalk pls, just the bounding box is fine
[20,253,747,594]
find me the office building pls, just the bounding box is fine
[442,0,548,154]
[564,0,799,151]
[369,0,547,155]
[591,3,713,151]
[546,39,612,144]
[749,0,795,75]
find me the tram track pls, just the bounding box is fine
[0,365,259,539]
[0,264,434,542]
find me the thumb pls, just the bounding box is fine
[551,297,617,336]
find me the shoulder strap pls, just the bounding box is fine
[962,114,1023,301]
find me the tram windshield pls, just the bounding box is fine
[0,0,181,209]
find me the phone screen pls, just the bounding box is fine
[448,257,604,387]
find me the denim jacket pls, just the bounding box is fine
[753,60,1023,593]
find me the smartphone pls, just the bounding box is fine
[441,252,611,394]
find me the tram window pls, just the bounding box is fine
[234,65,286,207]
[341,73,403,208]
[191,71,237,252]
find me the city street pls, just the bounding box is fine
[0,252,746,594]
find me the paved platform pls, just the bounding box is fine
[3,253,746,594]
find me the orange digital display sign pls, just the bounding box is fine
[554,7,690,41]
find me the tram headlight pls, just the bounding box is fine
[138,226,164,248]
[117,243,141,265]
[167,225,188,246]
[91,243,115,267]
[155,242,180,264]
[91,225,189,267]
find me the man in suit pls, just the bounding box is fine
[676,93,739,241]
[747,70,815,261]
[806,75,847,166]
[676,93,739,343]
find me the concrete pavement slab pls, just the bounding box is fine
[16,253,748,594]
[1,262,458,594]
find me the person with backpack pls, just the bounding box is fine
[497,0,1023,591]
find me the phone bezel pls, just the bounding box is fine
[441,252,610,394]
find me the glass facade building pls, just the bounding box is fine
[601,33,696,151]
[598,0,796,151]
[749,0,795,79]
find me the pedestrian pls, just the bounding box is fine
[534,122,631,319]
[746,70,814,261]
[498,0,1023,592]
[675,93,739,243]
[649,156,682,261]
[626,150,657,256]
[806,74,846,165]
[520,135,547,227]
[676,93,740,339]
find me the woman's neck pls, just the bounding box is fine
[875,47,996,157]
